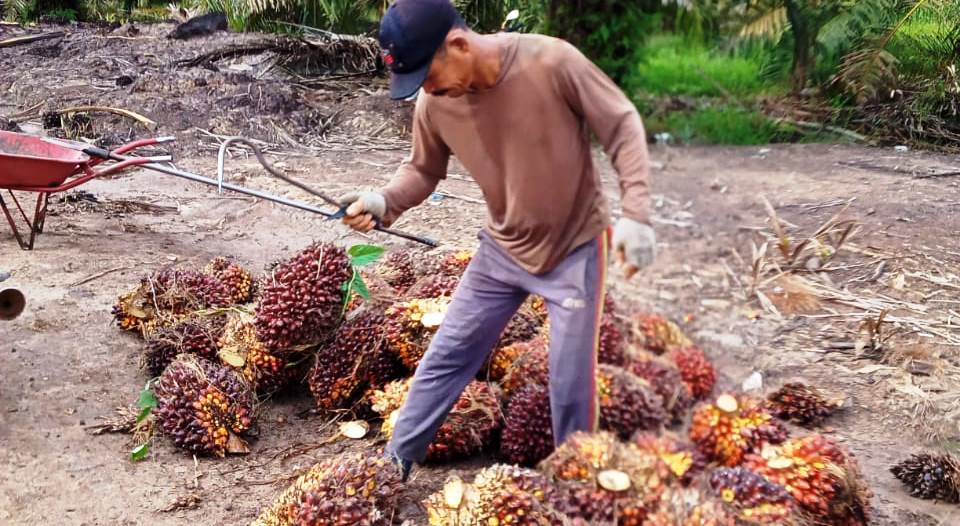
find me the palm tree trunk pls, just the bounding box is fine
[784,0,814,92]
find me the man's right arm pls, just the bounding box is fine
[378,95,451,227]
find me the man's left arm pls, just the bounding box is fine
[554,42,656,275]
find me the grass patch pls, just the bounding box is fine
[647,105,780,146]
[636,34,775,98]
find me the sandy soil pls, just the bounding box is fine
[2,20,960,526]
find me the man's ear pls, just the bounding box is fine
[446,32,470,54]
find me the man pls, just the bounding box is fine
[339,0,656,481]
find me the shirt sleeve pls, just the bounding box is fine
[379,94,451,227]
[553,42,652,225]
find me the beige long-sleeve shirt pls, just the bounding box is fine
[380,32,651,275]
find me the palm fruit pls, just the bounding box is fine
[374,249,419,294]
[153,355,255,457]
[709,467,798,524]
[383,296,451,370]
[766,382,841,428]
[500,383,555,466]
[143,314,226,377]
[481,342,526,382]
[645,487,736,526]
[668,346,716,400]
[499,338,550,397]
[631,431,702,484]
[745,434,872,525]
[626,352,693,423]
[626,312,692,354]
[690,393,788,467]
[308,307,387,411]
[437,249,474,277]
[538,431,669,525]
[251,453,402,526]
[218,315,292,395]
[596,364,667,439]
[204,256,253,304]
[424,465,569,526]
[406,274,461,299]
[891,452,960,503]
[255,242,353,352]
[371,379,501,463]
[598,314,627,366]
[498,306,544,347]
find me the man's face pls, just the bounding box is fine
[421,37,474,98]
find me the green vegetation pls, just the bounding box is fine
[651,106,780,146]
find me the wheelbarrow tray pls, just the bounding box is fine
[0,130,91,188]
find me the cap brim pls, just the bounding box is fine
[389,64,430,100]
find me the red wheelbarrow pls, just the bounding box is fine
[0,130,436,250]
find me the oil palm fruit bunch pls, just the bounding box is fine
[143,314,226,377]
[745,434,872,525]
[596,364,667,439]
[373,249,419,294]
[645,487,736,526]
[255,242,353,352]
[481,341,526,382]
[538,431,670,525]
[499,337,550,396]
[667,346,716,400]
[423,465,569,526]
[383,296,451,370]
[690,393,788,467]
[406,273,461,299]
[500,383,555,466]
[218,314,293,395]
[204,256,254,304]
[153,355,255,457]
[626,312,692,355]
[626,351,693,423]
[891,452,960,503]
[598,313,627,366]
[477,310,546,382]
[437,249,474,276]
[766,382,842,428]
[251,452,402,526]
[709,467,799,524]
[308,307,387,411]
[371,379,501,463]
[631,431,702,485]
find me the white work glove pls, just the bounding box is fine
[612,217,656,279]
[338,191,387,233]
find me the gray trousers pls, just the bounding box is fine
[387,228,611,463]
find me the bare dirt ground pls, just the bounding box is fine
[3,21,960,526]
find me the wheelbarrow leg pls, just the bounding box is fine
[1,190,48,251]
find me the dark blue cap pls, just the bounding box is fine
[379,0,465,100]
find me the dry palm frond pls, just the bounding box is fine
[739,6,788,39]
[834,46,900,104]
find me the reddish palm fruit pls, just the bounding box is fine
[596,364,667,440]
[766,382,840,427]
[406,273,461,299]
[668,346,716,400]
[153,355,255,457]
[218,315,292,395]
[481,342,525,382]
[689,393,789,467]
[709,467,798,523]
[204,256,254,304]
[144,314,226,376]
[745,434,872,525]
[500,383,555,466]
[252,453,402,526]
[308,308,387,411]
[631,431,702,484]
[374,249,419,294]
[626,351,693,423]
[255,242,352,353]
[499,337,550,397]
[626,312,692,355]
[424,465,568,526]
[598,314,627,366]
[437,249,474,277]
[891,452,960,503]
[383,297,451,370]
[645,487,737,526]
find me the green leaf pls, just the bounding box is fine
[137,387,157,411]
[136,406,151,424]
[351,273,371,300]
[348,244,385,267]
[130,443,150,462]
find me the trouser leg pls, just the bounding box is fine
[386,237,527,463]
